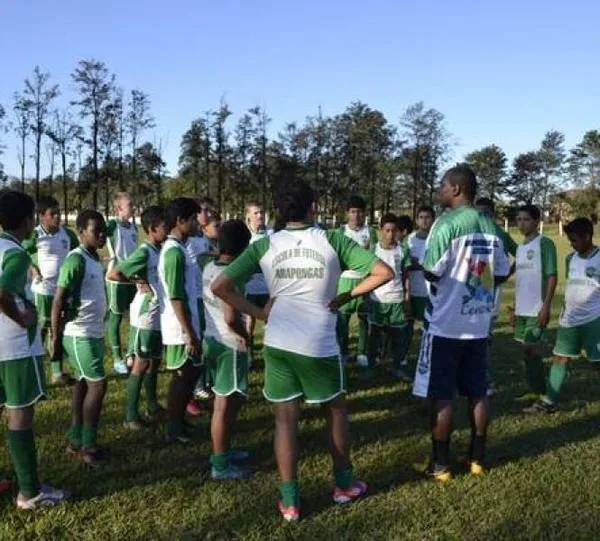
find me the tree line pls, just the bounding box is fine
[1,59,600,222]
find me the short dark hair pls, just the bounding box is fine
[218,219,251,257]
[274,180,315,223]
[380,213,398,228]
[444,166,478,202]
[37,195,60,215]
[165,197,200,231]
[346,195,367,211]
[517,204,541,221]
[397,215,414,233]
[475,197,495,213]
[417,205,435,219]
[565,217,593,238]
[0,191,35,230]
[76,209,105,232]
[195,195,215,209]
[141,205,165,234]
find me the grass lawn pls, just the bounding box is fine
[4,229,600,540]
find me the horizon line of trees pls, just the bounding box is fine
[1,59,600,223]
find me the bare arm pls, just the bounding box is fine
[0,290,35,328]
[212,274,268,321]
[106,268,130,283]
[330,261,393,310]
[171,299,200,355]
[50,286,67,360]
[538,275,558,329]
[223,303,250,347]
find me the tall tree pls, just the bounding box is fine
[178,117,211,195]
[503,152,543,204]
[127,90,155,195]
[464,144,507,200]
[211,100,232,212]
[71,59,115,208]
[12,93,31,191]
[537,130,565,213]
[22,66,60,201]
[567,130,600,187]
[47,109,82,223]
[0,104,6,182]
[249,106,270,210]
[112,88,126,190]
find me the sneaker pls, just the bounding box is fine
[81,447,109,467]
[228,449,250,463]
[469,461,485,476]
[50,373,75,386]
[425,464,452,483]
[194,388,212,401]
[165,430,192,445]
[523,399,557,414]
[486,384,497,398]
[113,359,129,375]
[186,400,205,417]
[211,464,251,480]
[16,484,70,510]
[123,420,146,431]
[277,500,300,522]
[356,355,369,368]
[333,479,367,504]
[391,368,412,383]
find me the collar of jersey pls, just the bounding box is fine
[78,246,100,260]
[579,246,599,260]
[285,224,311,231]
[39,224,60,236]
[144,241,161,252]
[522,233,540,246]
[214,260,229,267]
[0,232,21,246]
[167,235,185,247]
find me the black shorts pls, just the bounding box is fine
[412,331,488,400]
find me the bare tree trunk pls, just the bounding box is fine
[35,132,42,201]
[92,120,99,208]
[61,150,68,225]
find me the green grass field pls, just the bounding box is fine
[5,229,600,540]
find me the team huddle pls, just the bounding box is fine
[0,164,598,521]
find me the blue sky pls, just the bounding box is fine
[1,0,598,178]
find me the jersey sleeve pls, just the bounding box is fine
[401,242,411,269]
[369,228,379,250]
[327,230,378,274]
[118,245,149,280]
[500,229,518,257]
[21,231,38,256]
[565,253,574,279]
[198,253,215,271]
[540,237,558,278]
[0,249,31,296]
[57,253,85,293]
[223,237,269,286]
[422,218,452,278]
[163,247,186,300]
[65,228,80,250]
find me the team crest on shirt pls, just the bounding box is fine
[526,249,535,260]
[61,239,69,250]
[585,267,600,280]
[462,259,494,315]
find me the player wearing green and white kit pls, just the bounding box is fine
[202,220,253,480]
[507,205,557,399]
[105,192,138,375]
[0,191,69,509]
[525,218,600,414]
[158,198,202,444]
[107,206,168,429]
[23,196,78,385]
[336,196,378,365]
[413,167,511,481]
[52,210,108,467]
[365,214,412,382]
[212,181,393,522]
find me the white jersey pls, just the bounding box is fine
[158,236,201,345]
[339,224,377,280]
[515,235,557,317]
[370,242,409,304]
[129,243,161,331]
[203,261,246,350]
[560,248,600,327]
[245,227,271,296]
[61,247,107,339]
[186,235,212,299]
[0,235,43,361]
[30,225,76,296]
[223,225,377,358]
[407,232,428,298]
[106,219,137,272]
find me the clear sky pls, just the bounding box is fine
[1,0,598,178]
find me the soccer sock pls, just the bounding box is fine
[432,439,450,467]
[108,312,123,360]
[469,433,486,463]
[545,363,568,404]
[336,313,350,355]
[280,479,300,507]
[67,425,82,448]
[50,360,63,378]
[391,326,410,371]
[524,354,546,394]
[143,372,160,414]
[210,453,229,472]
[126,374,144,422]
[358,315,368,355]
[367,325,381,369]
[7,430,40,498]
[334,467,353,489]
[82,425,98,449]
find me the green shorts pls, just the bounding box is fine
[127,327,162,361]
[263,345,345,403]
[553,317,600,362]
[197,298,206,334]
[0,356,46,408]
[514,316,543,345]
[164,344,202,370]
[368,301,407,328]
[63,336,106,381]
[410,296,427,322]
[337,277,368,315]
[34,293,53,329]
[203,337,248,397]
[246,293,270,309]
[107,281,136,314]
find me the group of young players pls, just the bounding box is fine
[0,164,598,521]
